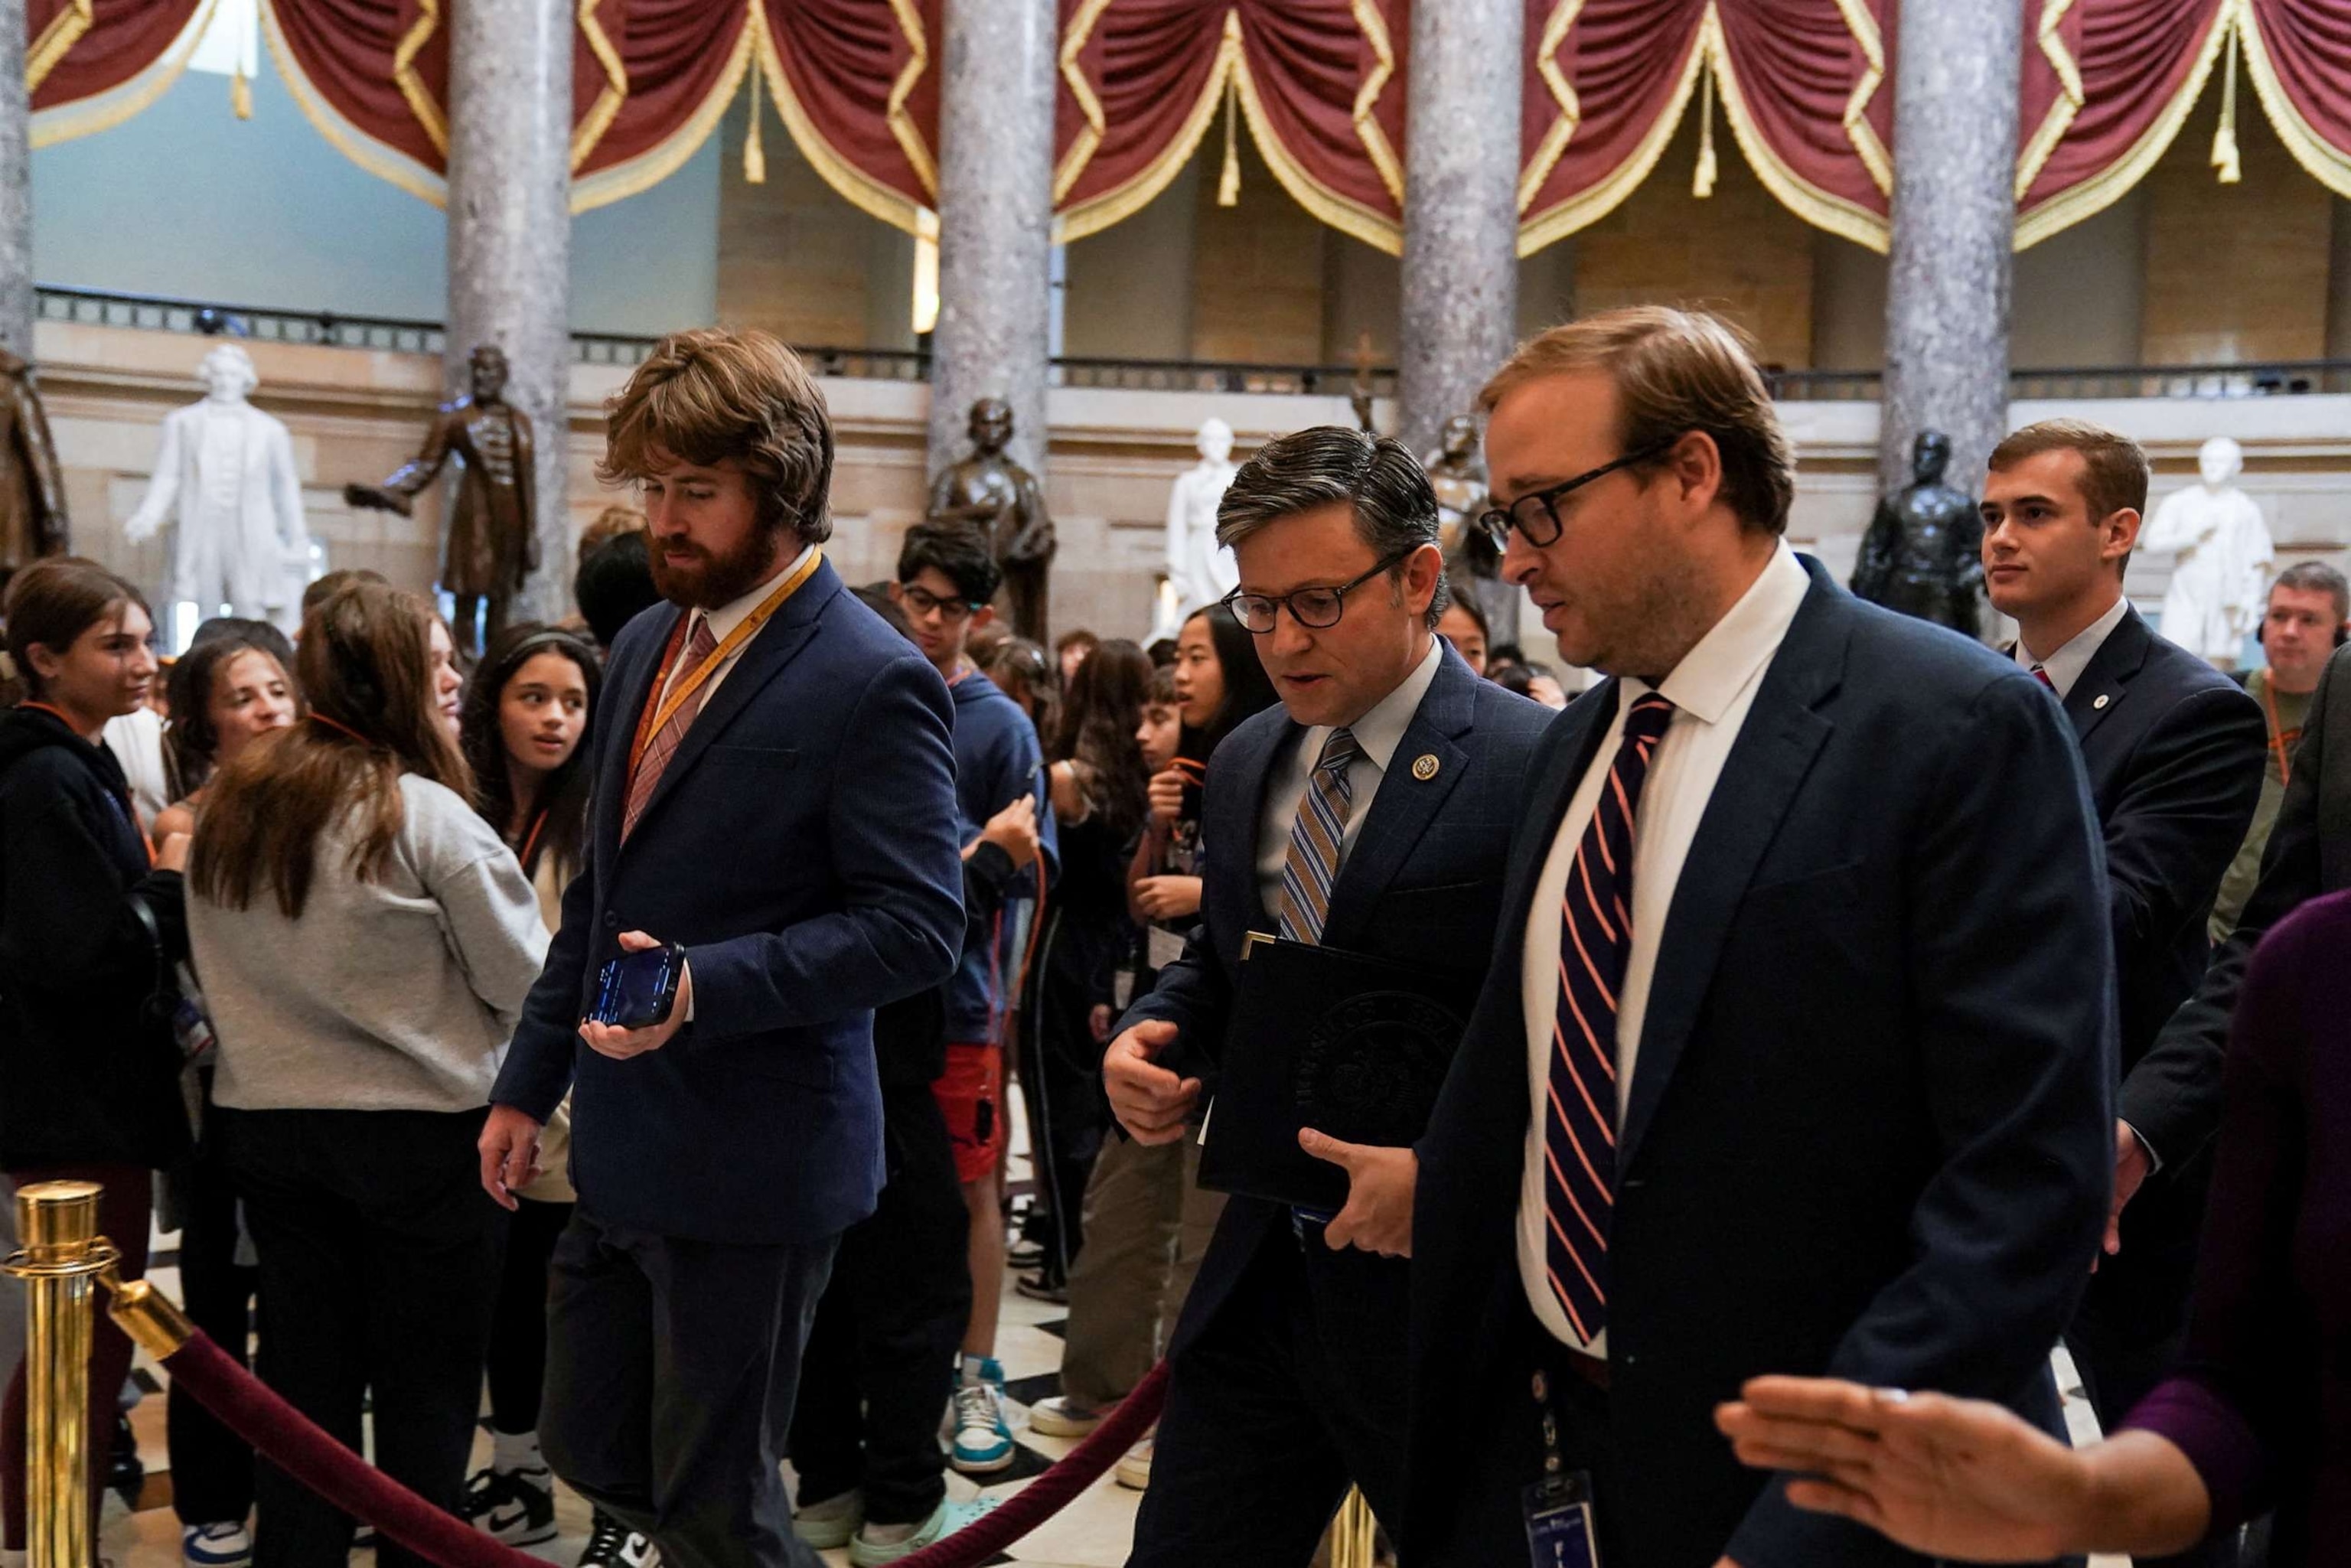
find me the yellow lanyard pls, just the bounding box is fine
[628,547,823,780]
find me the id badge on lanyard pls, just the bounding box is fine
[1524,1369,1602,1568]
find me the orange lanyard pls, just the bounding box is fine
[2261,676,2295,788]
[626,548,823,781]
[517,806,549,872]
[24,702,154,864]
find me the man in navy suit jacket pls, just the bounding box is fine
[479,331,964,1568]
[1102,426,1551,1565]
[1981,421,2263,1567]
[1407,309,2115,1568]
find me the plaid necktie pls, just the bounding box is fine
[1544,691,1675,1342]
[1273,728,1363,946]
[621,614,720,842]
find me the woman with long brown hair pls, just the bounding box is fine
[188,581,549,1568]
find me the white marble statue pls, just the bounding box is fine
[124,344,310,630]
[2139,436,2274,663]
[1159,418,1239,634]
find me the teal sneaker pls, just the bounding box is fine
[947,1357,1014,1475]
[848,1497,998,1566]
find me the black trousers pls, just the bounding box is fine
[215,1107,505,1568]
[789,1082,970,1525]
[540,1205,838,1568]
[484,1195,573,1436]
[168,1125,259,1526]
[1130,1220,1412,1568]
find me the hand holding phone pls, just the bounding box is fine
[580,932,691,1060]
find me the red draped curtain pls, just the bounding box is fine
[2241,0,2351,200]
[29,0,212,147]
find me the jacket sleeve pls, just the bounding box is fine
[1728,675,2116,1568]
[491,834,598,1123]
[1115,760,1241,1089]
[683,653,965,1039]
[2121,647,2340,1163]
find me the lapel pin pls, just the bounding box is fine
[2094,693,2111,710]
[1412,754,1440,781]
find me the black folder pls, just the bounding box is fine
[1197,931,1481,1211]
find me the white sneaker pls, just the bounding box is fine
[792,1487,865,1550]
[1115,1433,1154,1491]
[948,1377,1016,1474]
[181,1524,253,1568]
[1026,1395,1107,1438]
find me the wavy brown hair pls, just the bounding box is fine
[191,582,471,918]
[1049,637,1152,843]
[599,328,834,545]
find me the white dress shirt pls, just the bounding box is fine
[1254,637,1445,913]
[2014,591,2129,699]
[1515,543,1811,1352]
[659,544,814,711]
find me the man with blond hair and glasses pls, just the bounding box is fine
[1406,308,2115,1567]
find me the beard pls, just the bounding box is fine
[650,523,788,609]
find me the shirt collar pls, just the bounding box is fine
[1634,542,1810,724]
[1310,635,1444,774]
[693,543,814,644]
[2015,592,2128,700]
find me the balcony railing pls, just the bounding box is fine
[36,285,2351,403]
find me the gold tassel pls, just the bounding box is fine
[231,64,252,120]
[2212,17,2242,184]
[1693,59,1718,198]
[744,64,767,184]
[1217,73,1241,207]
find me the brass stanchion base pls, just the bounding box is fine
[0,1182,118,1568]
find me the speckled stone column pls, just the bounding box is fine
[0,0,35,361]
[927,0,1057,481]
[1398,0,1522,458]
[1880,0,2022,496]
[446,0,572,619]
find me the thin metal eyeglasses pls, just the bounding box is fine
[1477,436,1681,551]
[898,582,985,621]
[1221,549,1415,634]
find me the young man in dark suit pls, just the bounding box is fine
[477,330,967,1568]
[1101,425,1550,1566]
[1407,308,2116,1568]
[1981,422,2265,1561]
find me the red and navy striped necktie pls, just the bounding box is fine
[1544,690,1676,1342]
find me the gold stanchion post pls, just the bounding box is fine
[1,1182,120,1568]
[1326,1485,1379,1568]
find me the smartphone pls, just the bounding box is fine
[590,943,685,1029]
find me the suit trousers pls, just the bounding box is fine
[1129,1214,1410,1568]
[540,1205,837,1568]
[215,1107,504,1568]
[788,1081,970,1525]
[1058,1134,1224,1410]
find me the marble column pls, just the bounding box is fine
[445,0,572,621]
[1880,0,2023,496]
[1398,0,1523,458]
[0,0,35,362]
[927,0,1057,481]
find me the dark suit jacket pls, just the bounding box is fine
[2050,608,2262,1330]
[1120,643,1551,1354]
[2128,637,2351,1169]
[1409,560,2115,1568]
[493,559,966,1245]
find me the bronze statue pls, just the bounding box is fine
[1424,413,1515,647]
[345,344,537,656]
[1852,430,1984,637]
[0,347,70,568]
[927,397,1055,641]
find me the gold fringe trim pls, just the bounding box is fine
[570,2,752,212]
[1350,0,1403,207]
[1052,0,1114,204]
[2211,9,2242,183]
[1693,56,1717,197]
[2014,0,2234,248]
[31,0,217,148]
[27,0,93,93]
[1833,0,1890,195]
[1217,68,1240,204]
[1518,0,1584,214]
[231,64,251,119]
[570,0,629,172]
[883,0,937,199]
[1705,3,1890,250]
[2236,0,2351,197]
[391,0,447,156]
[1231,18,1400,254]
[1054,8,1238,244]
[753,0,936,238]
[743,55,766,184]
[257,0,445,204]
[2015,0,2082,199]
[1518,6,1708,255]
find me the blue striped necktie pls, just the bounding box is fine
[1273,728,1362,946]
[1544,691,1675,1341]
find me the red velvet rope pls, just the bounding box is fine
[157,1326,1172,1568]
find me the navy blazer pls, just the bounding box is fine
[493,559,965,1246]
[1408,560,2116,1568]
[1121,642,1552,1354]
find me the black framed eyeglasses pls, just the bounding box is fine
[1222,549,1414,634]
[897,582,985,621]
[1477,437,1681,552]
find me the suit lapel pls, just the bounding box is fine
[1618,572,1847,1171]
[2063,605,2150,746]
[1320,648,1478,952]
[1208,714,1295,945]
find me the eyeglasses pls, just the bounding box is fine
[1477,437,1681,552]
[1222,549,1414,634]
[898,583,984,621]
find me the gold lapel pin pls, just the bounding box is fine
[2094,693,2111,710]
[1412,754,1440,781]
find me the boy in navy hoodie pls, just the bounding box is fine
[889,522,1058,1475]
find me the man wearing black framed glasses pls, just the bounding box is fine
[1101,425,1550,1566]
[1404,307,2115,1568]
